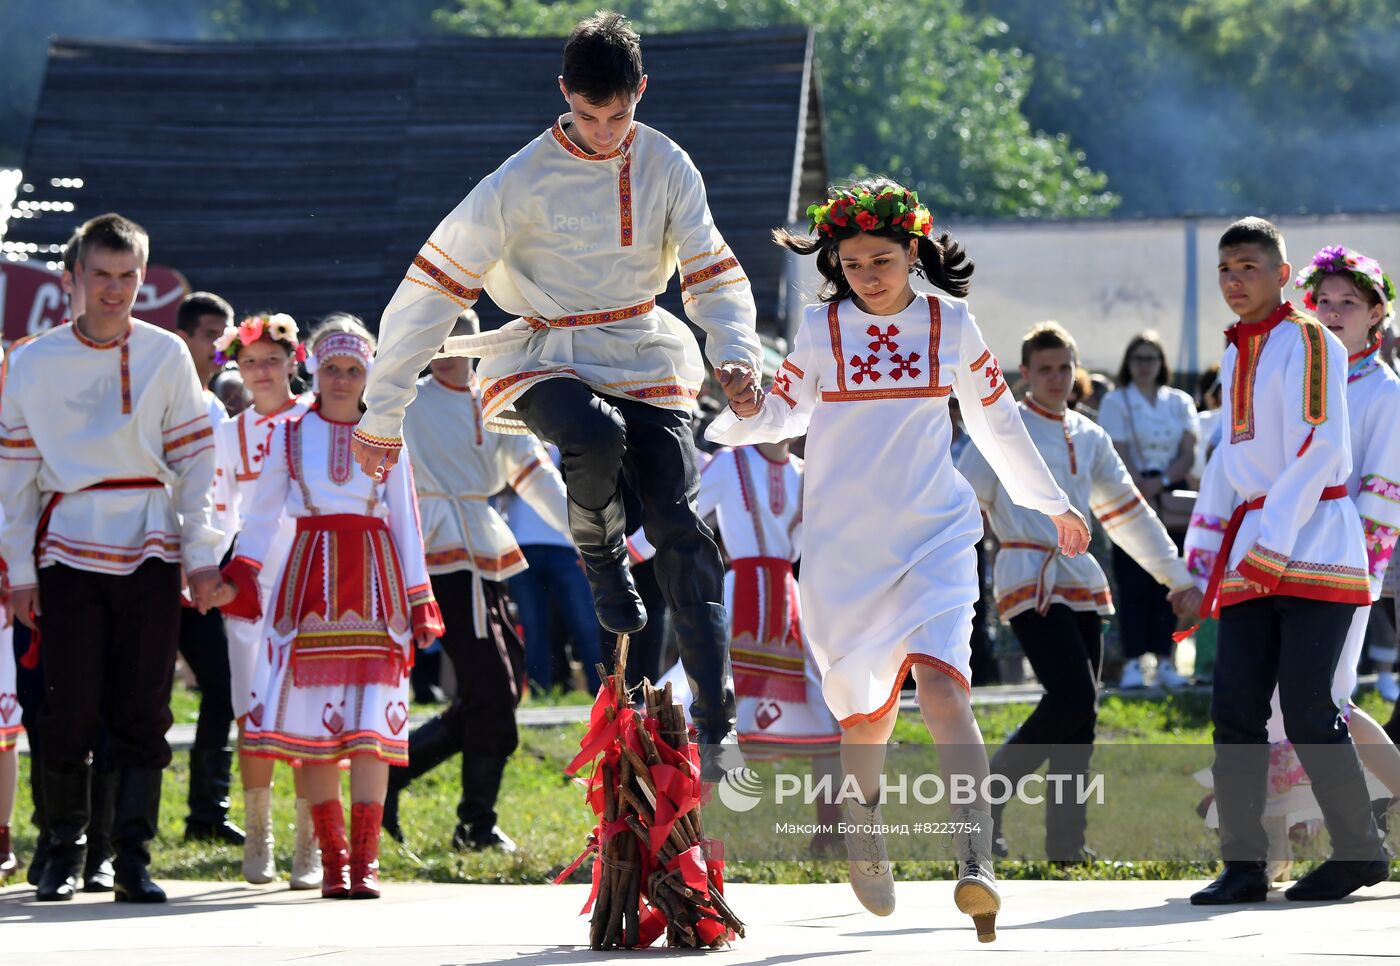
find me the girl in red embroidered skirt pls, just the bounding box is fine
[215,316,443,899]
[708,179,1090,942]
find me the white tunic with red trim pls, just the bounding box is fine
[403,373,568,637]
[212,395,313,719]
[403,374,567,579]
[356,115,761,443]
[959,396,1193,621]
[707,294,1069,727]
[0,319,222,588]
[692,446,838,748]
[1185,302,1369,611]
[229,408,441,764]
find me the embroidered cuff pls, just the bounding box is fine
[411,600,445,639]
[220,556,263,622]
[1235,543,1288,593]
[351,427,404,450]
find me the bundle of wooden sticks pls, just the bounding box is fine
[565,636,746,950]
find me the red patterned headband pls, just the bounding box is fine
[308,331,373,374]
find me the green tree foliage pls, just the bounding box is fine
[434,0,1118,219]
[971,0,1400,215]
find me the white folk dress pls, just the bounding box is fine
[402,373,568,633]
[212,396,313,719]
[693,445,838,750]
[228,407,441,765]
[958,395,1193,621]
[707,294,1069,727]
[0,497,18,753]
[355,115,761,445]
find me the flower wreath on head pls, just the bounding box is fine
[807,186,934,238]
[1295,245,1395,321]
[214,313,306,365]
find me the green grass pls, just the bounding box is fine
[9,684,1397,884]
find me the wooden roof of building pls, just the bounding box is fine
[13,29,826,333]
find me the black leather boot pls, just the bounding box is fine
[1190,860,1269,904]
[452,756,516,852]
[84,767,117,892]
[568,495,646,635]
[383,714,460,842]
[36,760,89,902]
[112,767,166,903]
[671,603,740,782]
[26,756,48,888]
[184,748,245,845]
[1285,857,1390,901]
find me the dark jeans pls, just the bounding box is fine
[509,544,603,694]
[37,561,182,769]
[1212,596,1382,861]
[177,605,234,753]
[431,571,526,759]
[1112,542,1176,659]
[991,606,1102,857]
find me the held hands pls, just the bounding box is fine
[717,364,763,418]
[1051,507,1091,557]
[8,586,38,631]
[413,626,437,650]
[352,435,399,482]
[1168,586,1205,624]
[187,570,226,615]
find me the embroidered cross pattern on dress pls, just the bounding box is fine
[867,324,900,353]
[849,354,882,384]
[888,351,922,381]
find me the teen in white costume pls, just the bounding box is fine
[209,313,319,887]
[708,179,1089,942]
[216,318,442,900]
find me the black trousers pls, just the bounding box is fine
[36,561,182,769]
[991,606,1102,857]
[1212,595,1382,861]
[177,606,234,753]
[431,571,525,759]
[1112,543,1176,659]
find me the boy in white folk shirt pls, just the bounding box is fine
[1187,217,1387,906]
[0,213,224,903]
[350,12,762,779]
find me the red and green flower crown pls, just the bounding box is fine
[807,186,933,238]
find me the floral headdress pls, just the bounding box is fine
[1295,245,1395,321]
[214,313,305,365]
[807,186,934,239]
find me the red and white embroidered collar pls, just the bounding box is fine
[1226,300,1293,350]
[432,374,476,394]
[549,115,638,162]
[71,318,132,350]
[1022,395,1066,421]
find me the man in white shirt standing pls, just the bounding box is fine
[0,214,223,903]
[172,292,245,847]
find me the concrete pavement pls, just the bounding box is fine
[2,878,1396,964]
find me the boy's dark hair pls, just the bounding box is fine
[1219,216,1286,265]
[1021,321,1078,367]
[61,228,82,275]
[1116,331,1171,389]
[176,292,234,334]
[562,11,643,105]
[773,176,975,300]
[75,212,149,266]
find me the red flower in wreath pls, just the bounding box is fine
[829,198,853,226]
[854,210,880,231]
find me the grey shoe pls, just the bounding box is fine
[952,806,1000,943]
[843,798,896,916]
